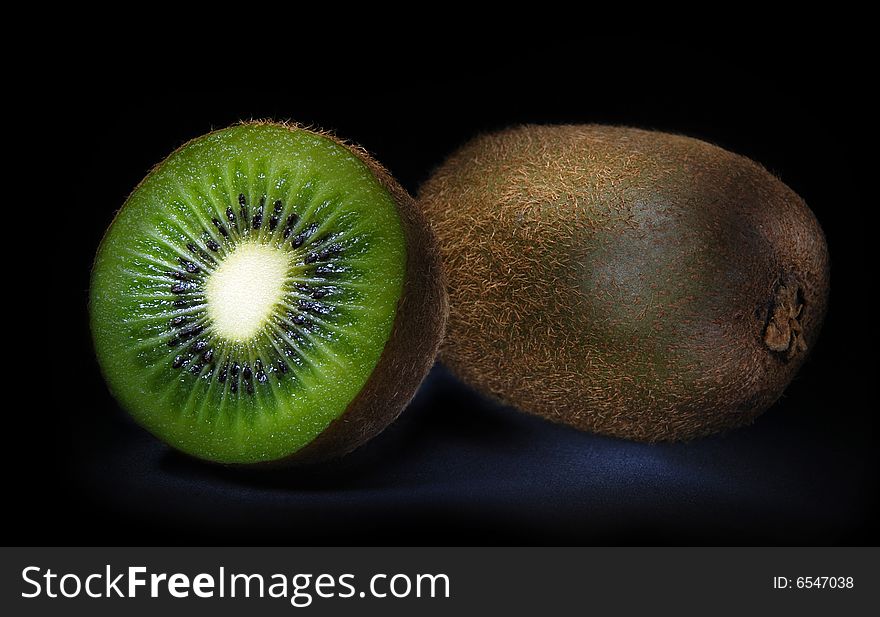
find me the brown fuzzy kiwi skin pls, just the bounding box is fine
[287,125,448,464]
[418,124,829,442]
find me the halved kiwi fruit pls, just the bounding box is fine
[418,124,829,441]
[90,121,447,465]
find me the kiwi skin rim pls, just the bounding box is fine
[90,120,448,467]
[289,124,448,465]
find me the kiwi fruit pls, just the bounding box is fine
[418,124,829,441]
[90,121,446,465]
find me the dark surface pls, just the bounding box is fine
[59,363,875,545]
[15,41,876,545]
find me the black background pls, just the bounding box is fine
[15,41,875,546]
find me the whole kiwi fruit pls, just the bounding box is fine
[90,121,447,465]
[419,124,829,441]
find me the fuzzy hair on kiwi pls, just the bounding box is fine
[90,120,448,466]
[418,124,829,442]
[292,125,448,464]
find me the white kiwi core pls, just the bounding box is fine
[205,241,290,341]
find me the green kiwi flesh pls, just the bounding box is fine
[90,122,447,464]
[418,125,829,441]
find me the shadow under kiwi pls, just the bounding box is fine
[154,363,524,492]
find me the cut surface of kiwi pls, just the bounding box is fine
[419,124,829,442]
[90,122,446,464]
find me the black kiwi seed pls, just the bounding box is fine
[323,243,344,258]
[179,258,199,274]
[185,242,216,266]
[304,243,341,264]
[298,299,331,315]
[269,200,283,230]
[179,325,203,340]
[292,222,318,248]
[255,360,267,383]
[282,213,299,238]
[252,198,264,230]
[238,194,249,228]
[212,217,229,237]
[314,263,345,275]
